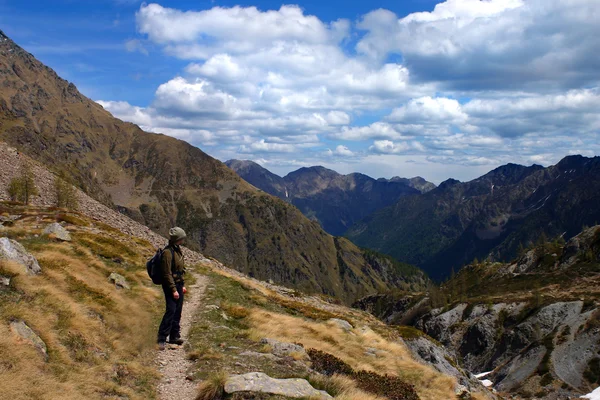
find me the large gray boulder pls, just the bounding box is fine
[224,372,331,399]
[0,237,41,275]
[10,320,48,360]
[42,222,71,241]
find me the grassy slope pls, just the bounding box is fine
[185,264,491,400]
[0,203,163,400]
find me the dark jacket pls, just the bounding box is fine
[160,244,185,293]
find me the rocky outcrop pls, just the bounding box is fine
[10,320,48,360]
[260,338,308,360]
[42,222,71,241]
[0,237,41,274]
[108,272,130,290]
[224,372,332,399]
[328,318,353,332]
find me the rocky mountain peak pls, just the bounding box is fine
[438,178,461,189]
[555,154,597,171]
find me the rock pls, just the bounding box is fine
[260,338,308,359]
[224,372,332,399]
[0,275,10,286]
[328,318,353,332]
[42,222,71,241]
[108,272,130,289]
[205,305,220,310]
[455,384,471,399]
[0,237,41,275]
[10,320,48,360]
[239,351,280,361]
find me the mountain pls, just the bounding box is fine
[347,158,600,280]
[225,159,434,235]
[224,159,288,198]
[385,176,437,193]
[0,30,427,304]
[355,225,600,399]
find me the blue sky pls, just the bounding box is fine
[1,0,599,183]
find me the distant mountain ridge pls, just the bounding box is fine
[225,159,435,235]
[0,29,427,303]
[347,156,600,280]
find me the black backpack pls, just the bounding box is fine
[147,246,174,285]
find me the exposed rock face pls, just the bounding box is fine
[42,222,71,241]
[356,225,600,399]
[108,272,130,290]
[224,372,332,399]
[10,320,48,360]
[0,237,41,274]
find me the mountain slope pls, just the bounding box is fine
[0,203,162,400]
[355,225,600,399]
[0,30,425,303]
[226,159,431,235]
[224,159,288,198]
[347,159,600,280]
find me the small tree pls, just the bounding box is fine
[7,178,22,201]
[6,162,38,204]
[54,176,78,210]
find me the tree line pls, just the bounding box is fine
[6,161,78,210]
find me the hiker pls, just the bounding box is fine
[157,227,187,350]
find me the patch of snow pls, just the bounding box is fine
[581,387,600,399]
[475,371,493,379]
[481,379,493,388]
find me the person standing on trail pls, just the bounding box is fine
[157,227,187,350]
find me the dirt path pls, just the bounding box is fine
[156,273,208,400]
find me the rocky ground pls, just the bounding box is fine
[157,273,209,400]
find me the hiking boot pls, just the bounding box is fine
[158,341,166,351]
[168,338,184,345]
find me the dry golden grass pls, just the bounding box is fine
[221,302,251,319]
[0,215,162,400]
[308,373,386,400]
[247,309,457,400]
[195,370,228,400]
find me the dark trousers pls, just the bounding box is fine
[157,282,184,342]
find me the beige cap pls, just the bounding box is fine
[169,227,187,242]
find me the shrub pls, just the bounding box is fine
[353,370,420,400]
[55,177,78,210]
[307,349,421,400]
[307,348,353,376]
[196,371,228,400]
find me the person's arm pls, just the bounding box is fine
[160,248,177,294]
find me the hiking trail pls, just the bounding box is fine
[156,273,208,400]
